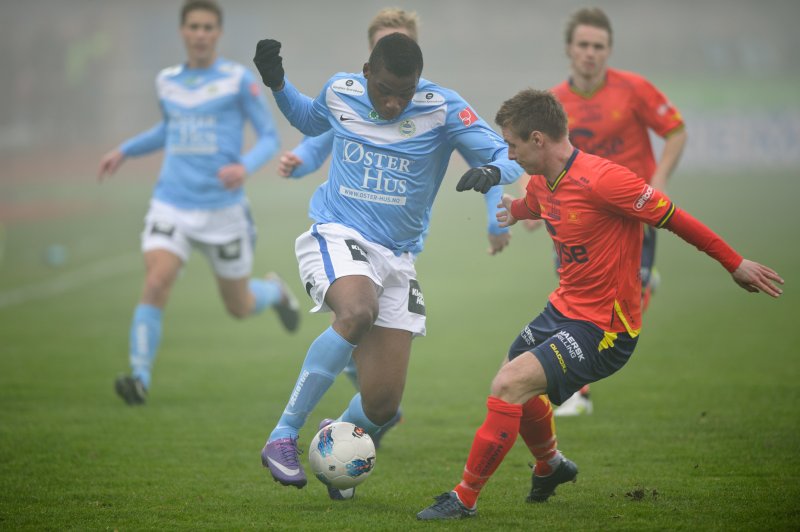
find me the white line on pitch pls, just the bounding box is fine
[0,253,141,310]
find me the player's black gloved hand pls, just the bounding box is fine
[456,165,501,193]
[253,39,285,89]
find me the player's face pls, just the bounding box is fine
[369,27,414,51]
[181,9,221,68]
[502,127,540,175]
[567,24,611,80]
[363,63,419,121]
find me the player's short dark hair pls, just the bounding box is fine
[181,0,223,27]
[565,7,612,46]
[368,33,423,78]
[495,89,568,141]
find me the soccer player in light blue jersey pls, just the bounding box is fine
[253,33,524,499]
[97,0,300,406]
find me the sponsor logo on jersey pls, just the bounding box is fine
[249,82,261,97]
[550,343,568,373]
[332,78,365,96]
[555,330,585,362]
[634,185,655,211]
[345,239,368,262]
[408,279,426,315]
[412,91,445,105]
[398,119,416,137]
[150,221,175,237]
[217,238,242,260]
[339,114,355,122]
[458,107,478,127]
[521,325,535,346]
[651,198,668,211]
[340,140,411,205]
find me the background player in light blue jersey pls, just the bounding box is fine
[97,0,300,406]
[253,33,524,499]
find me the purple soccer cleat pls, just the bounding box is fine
[261,437,307,488]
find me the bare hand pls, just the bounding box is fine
[522,219,543,232]
[277,151,303,177]
[98,149,125,181]
[487,232,511,255]
[218,163,247,190]
[731,259,784,298]
[496,194,518,228]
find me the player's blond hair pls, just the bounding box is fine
[564,7,612,46]
[368,8,419,48]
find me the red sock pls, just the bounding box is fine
[453,396,522,509]
[518,395,560,476]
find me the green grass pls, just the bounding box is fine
[1,168,798,530]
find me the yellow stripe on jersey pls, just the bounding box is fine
[656,203,676,228]
[598,331,618,352]
[547,167,568,192]
[613,300,641,338]
[523,195,539,217]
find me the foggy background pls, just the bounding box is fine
[2,0,799,177]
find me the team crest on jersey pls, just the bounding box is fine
[458,107,478,127]
[368,109,385,121]
[412,91,445,105]
[332,78,365,96]
[398,119,416,137]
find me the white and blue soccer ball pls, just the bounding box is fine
[309,421,376,489]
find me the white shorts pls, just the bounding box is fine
[141,199,256,279]
[296,223,427,337]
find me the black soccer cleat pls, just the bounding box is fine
[417,492,476,520]
[114,375,147,405]
[527,457,578,502]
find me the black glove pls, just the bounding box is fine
[456,165,501,193]
[253,39,285,89]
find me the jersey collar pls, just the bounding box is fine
[567,73,607,99]
[547,148,579,192]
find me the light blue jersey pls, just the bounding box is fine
[120,58,279,210]
[275,73,523,254]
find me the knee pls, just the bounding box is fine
[362,398,399,426]
[142,272,174,303]
[224,300,251,320]
[333,304,377,343]
[490,369,518,402]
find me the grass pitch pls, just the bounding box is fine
[1,165,798,530]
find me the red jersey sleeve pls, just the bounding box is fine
[664,209,743,272]
[591,164,677,228]
[509,178,542,220]
[630,73,685,138]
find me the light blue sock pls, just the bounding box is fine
[128,304,162,389]
[249,278,282,315]
[340,393,384,437]
[270,326,355,441]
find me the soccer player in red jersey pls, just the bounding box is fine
[417,89,782,520]
[544,7,689,415]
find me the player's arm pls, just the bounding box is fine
[280,131,334,178]
[98,121,166,181]
[636,76,687,192]
[650,126,687,192]
[596,168,783,297]
[497,181,542,228]
[239,69,280,174]
[253,39,331,137]
[217,70,282,190]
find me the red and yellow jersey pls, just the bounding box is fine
[511,150,676,335]
[551,68,684,182]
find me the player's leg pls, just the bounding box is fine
[261,223,383,488]
[116,203,190,405]
[641,224,657,311]
[418,352,544,520]
[214,273,299,330]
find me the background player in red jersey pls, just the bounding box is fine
[537,7,689,416]
[417,89,782,521]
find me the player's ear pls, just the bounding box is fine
[362,62,370,78]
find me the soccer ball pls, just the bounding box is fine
[308,421,376,489]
